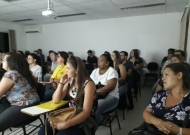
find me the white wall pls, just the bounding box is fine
[186,1,190,63]
[0,20,27,51]
[26,12,182,66]
[186,14,190,63]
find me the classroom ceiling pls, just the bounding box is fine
[0,0,188,25]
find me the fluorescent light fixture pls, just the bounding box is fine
[42,9,53,16]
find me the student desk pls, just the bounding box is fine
[21,100,68,116]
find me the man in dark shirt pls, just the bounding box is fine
[120,51,134,84]
[86,50,97,69]
[120,51,134,110]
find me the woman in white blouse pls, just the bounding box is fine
[90,54,119,125]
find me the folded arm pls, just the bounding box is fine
[0,78,14,97]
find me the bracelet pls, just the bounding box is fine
[59,82,65,85]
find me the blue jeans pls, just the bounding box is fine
[44,88,55,102]
[119,84,128,96]
[38,121,85,135]
[95,95,119,125]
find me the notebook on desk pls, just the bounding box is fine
[36,100,68,110]
[21,100,68,116]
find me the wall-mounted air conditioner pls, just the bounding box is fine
[25,25,43,33]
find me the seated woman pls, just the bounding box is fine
[154,54,186,94]
[129,63,190,135]
[0,52,40,132]
[128,49,144,97]
[44,51,68,101]
[38,56,96,135]
[111,50,127,96]
[90,54,119,125]
[27,53,42,80]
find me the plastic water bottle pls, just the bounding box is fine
[38,72,42,82]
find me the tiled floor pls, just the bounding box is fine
[3,85,152,135]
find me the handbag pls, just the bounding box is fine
[128,122,165,135]
[45,106,77,135]
[96,82,108,99]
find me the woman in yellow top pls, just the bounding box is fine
[44,51,69,101]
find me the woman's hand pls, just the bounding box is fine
[60,74,69,85]
[53,122,69,130]
[151,117,164,128]
[160,121,180,135]
[52,82,57,89]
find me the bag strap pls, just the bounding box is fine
[45,117,56,135]
[83,79,91,88]
[181,92,190,127]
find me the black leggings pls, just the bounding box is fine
[0,98,39,132]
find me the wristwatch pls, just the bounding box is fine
[177,127,182,135]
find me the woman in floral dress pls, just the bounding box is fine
[129,62,190,135]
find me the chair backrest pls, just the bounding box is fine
[36,83,46,102]
[85,64,94,70]
[147,62,158,72]
[0,69,6,81]
[41,65,48,75]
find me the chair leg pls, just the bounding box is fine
[22,126,27,135]
[122,110,125,120]
[138,82,141,96]
[115,110,121,129]
[39,118,44,125]
[44,113,46,123]
[108,115,112,135]
[143,76,147,87]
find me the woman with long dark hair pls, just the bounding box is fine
[38,56,96,135]
[27,53,42,79]
[0,52,40,132]
[128,49,144,97]
[111,50,127,95]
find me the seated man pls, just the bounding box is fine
[120,51,134,109]
[43,52,59,82]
